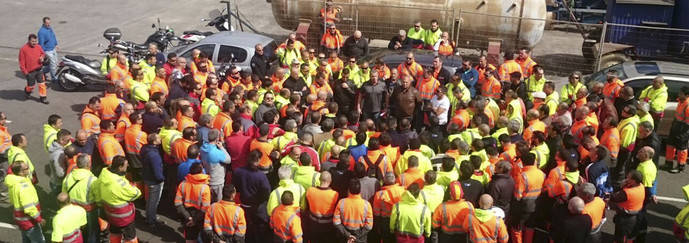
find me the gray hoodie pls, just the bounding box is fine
[48,140,66,184]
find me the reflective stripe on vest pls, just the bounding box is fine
[337,200,370,230]
[62,229,82,243]
[393,203,427,238]
[439,202,472,234]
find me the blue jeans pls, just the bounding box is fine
[43,50,58,82]
[22,225,45,243]
[145,182,164,224]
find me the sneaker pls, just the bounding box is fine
[680,164,686,173]
[24,91,31,99]
[40,97,49,104]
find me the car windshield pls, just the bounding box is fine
[587,63,627,84]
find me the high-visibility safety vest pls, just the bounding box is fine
[328,57,344,73]
[62,168,97,211]
[560,82,584,104]
[515,166,545,201]
[481,76,502,100]
[204,200,246,240]
[432,196,473,235]
[525,75,546,101]
[531,143,550,168]
[676,98,689,124]
[96,168,141,227]
[80,107,101,136]
[547,170,580,203]
[124,124,147,154]
[267,180,306,216]
[334,194,374,231]
[359,150,392,178]
[600,127,620,159]
[381,145,401,169]
[516,56,537,78]
[270,204,303,243]
[416,77,440,100]
[159,127,182,155]
[399,168,425,189]
[407,26,425,40]
[97,132,124,166]
[603,78,624,100]
[250,140,273,170]
[675,185,689,239]
[178,115,196,131]
[583,197,606,231]
[175,173,211,211]
[497,60,522,82]
[274,132,299,154]
[463,209,509,243]
[397,62,424,83]
[390,191,432,238]
[108,63,130,84]
[305,187,339,223]
[193,70,209,85]
[0,125,10,154]
[320,29,344,49]
[7,145,34,174]
[5,174,42,230]
[130,80,150,102]
[523,119,546,144]
[420,183,445,212]
[213,112,233,139]
[395,150,432,176]
[150,77,169,96]
[618,115,640,149]
[544,92,560,115]
[637,159,657,188]
[438,42,454,56]
[51,204,87,243]
[138,60,156,85]
[423,28,442,46]
[201,98,220,117]
[114,115,131,142]
[451,109,471,130]
[293,166,320,189]
[172,138,194,163]
[617,184,645,214]
[640,84,668,113]
[42,123,59,152]
[373,184,405,218]
[100,93,125,120]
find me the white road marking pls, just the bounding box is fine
[0,57,17,62]
[0,222,17,230]
[657,195,688,203]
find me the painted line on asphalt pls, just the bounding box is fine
[0,222,17,230]
[657,195,688,203]
[0,57,17,62]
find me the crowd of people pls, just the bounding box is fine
[5,5,689,243]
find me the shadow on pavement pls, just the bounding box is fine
[14,71,24,79]
[134,210,185,242]
[0,89,29,101]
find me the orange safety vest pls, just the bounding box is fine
[320,8,340,24]
[523,120,546,144]
[570,119,590,143]
[0,125,10,154]
[397,62,424,83]
[399,168,424,188]
[305,187,339,223]
[108,63,130,83]
[321,30,344,49]
[333,194,374,230]
[464,213,509,243]
[174,174,211,211]
[432,199,473,234]
[270,205,303,243]
[310,83,333,97]
[359,150,392,178]
[516,57,537,78]
[585,112,600,135]
[203,200,246,239]
[100,94,124,120]
[475,64,496,86]
[98,132,124,166]
[602,79,624,100]
[438,43,454,56]
[676,98,689,124]
[328,57,344,73]
[372,184,405,217]
[114,115,131,142]
[601,128,620,158]
[178,115,196,131]
[498,60,523,82]
[374,65,391,80]
[212,112,233,139]
[451,109,471,130]
[172,138,195,163]
[515,166,545,200]
[481,76,502,99]
[416,77,440,100]
[617,184,645,214]
[194,70,209,84]
[381,145,401,168]
[81,108,101,136]
[250,139,273,169]
[190,59,216,74]
[583,197,606,230]
[150,77,169,96]
[124,124,147,154]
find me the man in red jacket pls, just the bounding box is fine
[18,34,48,104]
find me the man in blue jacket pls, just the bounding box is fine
[38,17,58,83]
[141,133,165,227]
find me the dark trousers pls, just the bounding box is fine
[614,148,633,188]
[370,216,394,243]
[243,204,270,243]
[307,219,336,243]
[614,213,637,243]
[438,232,467,243]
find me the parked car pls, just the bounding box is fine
[586,61,689,137]
[361,49,463,75]
[169,31,278,73]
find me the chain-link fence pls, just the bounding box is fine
[271,0,689,80]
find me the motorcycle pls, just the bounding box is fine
[178,1,235,44]
[145,18,182,52]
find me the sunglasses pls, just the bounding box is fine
[407,57,413,60]
[414,25,421,28]
[572,76,580,79]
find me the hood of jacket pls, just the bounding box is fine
[294,166,316,177]
[98,167,123,187]
[48,140,64,154]
[185,173,210,184]
[400,190,423,205]
[4,174,30,189]
[70,168,95,181]
[474,208,495,223]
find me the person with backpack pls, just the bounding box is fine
[358,137,392,181]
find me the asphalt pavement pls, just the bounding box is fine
[0,0,688,242]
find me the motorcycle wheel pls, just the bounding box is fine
[57,68,82,92]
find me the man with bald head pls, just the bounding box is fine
[343,30,369,59]
[551,197,592,243]
[304,171,339,242]
[70,129,96,156]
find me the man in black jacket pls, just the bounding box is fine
[332,69,357,115]
[487,160,515,214]
[633,121,661,168]
[250,44,271,79]
[343,30,369,59]
[388,30,414,50]
[431,56,452,85]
